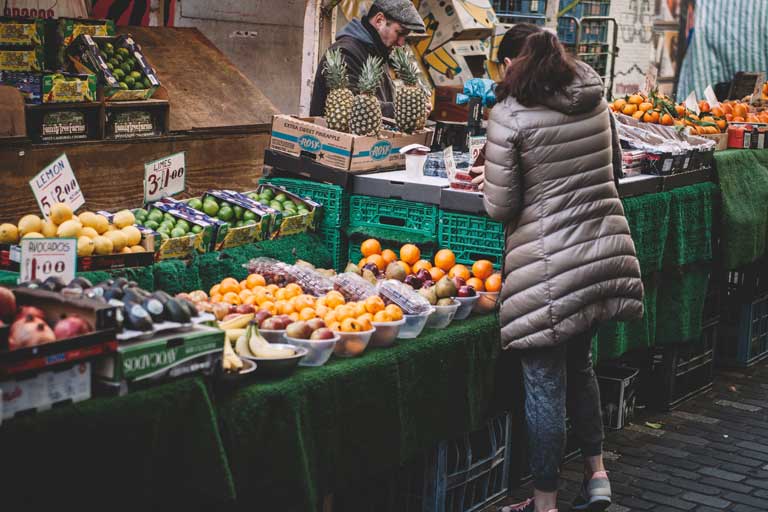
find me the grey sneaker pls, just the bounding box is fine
[571,472,611,511]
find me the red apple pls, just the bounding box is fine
[310,327,336,340]
[260,317,284,331]
[235,304,255,315]
[452,276,467,289]
[306,318,326,331]
[458,285,477,298]
[253,309,272,325]
[415,269,431,282]
[286,321,312,339]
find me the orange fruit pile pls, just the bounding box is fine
[610,92,729,133]
[320,290,403,332]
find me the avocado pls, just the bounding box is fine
[125,303,153,331]
[142,297,165,322]
[164,298,191,323]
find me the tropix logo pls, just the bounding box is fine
[370,141,391,161]
[298,134,322,153]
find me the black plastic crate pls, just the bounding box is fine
[725,257,768,303]
[597,365,639,430]
[718,293,768,367]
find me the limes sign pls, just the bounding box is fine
[29,154,85,219]
[19,237,77,285]
[144,152,186,203]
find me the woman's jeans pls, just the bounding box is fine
[520,329,604,492]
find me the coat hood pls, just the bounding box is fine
[336,19,375,46]
[541,61,604,115]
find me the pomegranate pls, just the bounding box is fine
[15,306,45,322]
[53,315,93,340]
[9,315,55,349]
[0,286,15,320]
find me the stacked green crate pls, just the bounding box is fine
[438,211,504,268]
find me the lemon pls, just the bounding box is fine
[93,235,113,255]
[18,215,43,237]
[104,230,127,252]
[121,247,133,254]
[50,203,73,225]
[78,211,98,228]
[22,232,44,239]
[130,245,145,253]
[113,210,135,229]
[92,214,110,234]
[0,223,19,244]
[81,227,99,239]
[121,225,142,246]
[41,220,58,237]
[57,219,82,238]
[77,235,94,257]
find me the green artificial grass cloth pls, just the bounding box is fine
[0,266,154,290]
[621,191,672,275]
[664,182,718,267]
[215,314,504,512]
[655,265,710,345]
[714,150,768,269]
[0,377,235,510]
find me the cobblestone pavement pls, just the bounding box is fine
[495,362,768,512]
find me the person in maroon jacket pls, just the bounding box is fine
[310,0,425,119]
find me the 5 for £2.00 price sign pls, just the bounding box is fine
[144,152,186,203]
[29,154,85,218]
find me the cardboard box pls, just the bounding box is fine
[245,184,320,237]
[269,115,434,173]
[417,0,497,51]
[0,44,43,71]
[94,325,222,392]
[25,101,102,143]
[0,17,45,47]
[485,23,513,82]
[1,361,91,420]
[699,133,728,151]
[423,40,490,87]
[104,99,169,139]
[141,200,226,260]
[55,17,115,68]
[198,190,276,249]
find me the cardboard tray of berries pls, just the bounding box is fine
[0,287,118,377]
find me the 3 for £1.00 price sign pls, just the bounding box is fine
[29,154,85,218]
[144,152,186,203]
[19,238,77,285]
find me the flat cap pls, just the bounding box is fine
[371,0,426,33]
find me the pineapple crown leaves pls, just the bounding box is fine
[357,55,385,95]
[390,47,420,87]
[323,48,350,90]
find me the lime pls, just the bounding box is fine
[243,210,257,222]
[114,53,124,63]
[134,207,148,218]
[121,62,132,74]
[269,201,283,211]
[171,228,186,238]
[156,225,170,234]
[218,205,234,222]
[109,58,120,68]
[124,76,135,87]
[175,219,190,232]
[203,201,219,217]
[117,47,130,57]
[233,205,244,220]
[163,213,175,223]
[247,193,259,201]
[234,220,244,228]
[104,42,114,55]
[112,68,124,80]
[159,232,169,241]
[283,210,296,217]
[144,220,159,230]
[131,81,144,90]
[130,70,142,80]
[261,189,275,201]
[159,222,175,232]
[148,210,163,223]
[191,225,203,234]
[143,78,152,89]
[106,62,114,71]
[188,198,203,210]
[118,82,129,90]
[274,193,287,202]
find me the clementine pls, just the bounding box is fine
[412,259,433,273]
[219,277,240,295]
[360,238,382,257]
[400,244,421,265]
[367,253,386,271]
[485,274,502,293]
[397,260,412,275]
[429,267,446,281]
[364,295,386,314]
[434,249,456,271]
[385,304,404,321]
[381,249,397,265]
[448,264,471,280]
[467,277,485,292]
[246,273,266,289]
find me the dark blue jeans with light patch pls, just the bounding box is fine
[520,329,604,492]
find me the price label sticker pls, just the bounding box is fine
[443,146,457,179]
[29,154,85,219]
[704,85,720,107]
[144,152,186,203]
[19,238,77,285]
[684,91,700,115]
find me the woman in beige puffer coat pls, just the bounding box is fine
[482,29,644,512]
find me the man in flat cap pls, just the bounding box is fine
[310,0,426,120]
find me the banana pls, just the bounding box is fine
[218,313,254,330]
[222,338,243,371]
[226,328,246,343]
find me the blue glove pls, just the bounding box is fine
[455,78,496,107]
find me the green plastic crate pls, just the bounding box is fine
[438,211,504,267]
[319,225,349,272]
[260,177,348,228]
[348,195,439,239]
[347,236,436,268]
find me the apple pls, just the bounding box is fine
[306,318,326,331]
[362,263,380,276]
[310,327,336,340]
[253,309,272,325]
[229,304,238,314]
[222,313,242,322]
[286,321,312,339]
[404,274,423,290]
[236,304,255,315]
[452,276,467,289]
[422,279,435,289]
[458,285,477,297]
[415,269,431,282]
[260,317,285,331]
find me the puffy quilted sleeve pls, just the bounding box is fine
[483,104,523,223]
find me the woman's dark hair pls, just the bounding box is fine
[495,30,576,106]
[497,23,542,63]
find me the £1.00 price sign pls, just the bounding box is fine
[19,238,77,285]
[29,154,85,218]
[144,152,186,203]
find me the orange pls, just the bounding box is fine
[299,307,316,321]
[471,260,494,280]
[238,289,253,302]
[358,257,368,269]
[434,249,456,271]
[324,310,338,325]
[211,294,223,303]
[628,94,644,105]
[256,293,274,306]
[294,294,316,311]
[335,305,354,321]
[340,318,363,332]
[642,110,659,123]
[622,103,638,116]
[733,103,748,119]
[467,277,485,292]
[716,119,727,130]
[613,98,626,111]
[721,103,733,115]
[285,282,303,298]
[385,304,403,321]
[675,104,686,117]
[315,304,330,318]
[316,297,327,308]
[360,238,382,257]
[711,106,724,118]
[364,295,386,314]
[266,284,279,294]
[698,100,710,113]
[366,254,386,271]
[397,260,412,275]
[373,310,391,323]
[357,315,373,331]
[246,273,266,289]
[222,291,242,305]
[328,321,342,332]
[632,110,644,120]
[209,284,221,297]
[400,244,421,265]
[381,249,397,265]
[289,312,300,322]
[412,260,433,273]
[448,264,471,280]
[351,301,366,317]
[278,301,294,315]
[638,102,653,112]
[325,291,346,309]
[239,279,248,291]
[220,278,240,295]
[244,295,259,306]
[733,116,745,122]
[660,113,674,126]
[260,301,276,315]
[747,114,760,123]
[275,288,288,301]
[485,274,502,293]
[429,267,446,281]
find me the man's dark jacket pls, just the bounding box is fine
[310,18,395,119]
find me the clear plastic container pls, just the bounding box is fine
[334,272,377,302]
[286,263,334,296]
[260,329,285,344]
[472,292,499,314]
[370,319,406,347]
[244,257,294,286]
[285,335,338,367]
[377,279,432,315]
[332,329,376,357]
[454,295,480,320]
[425,300,460,329]
[398,308,435,339]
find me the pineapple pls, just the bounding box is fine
[391,47,427,134]
[322,49,354,133]
[349,56,384,136]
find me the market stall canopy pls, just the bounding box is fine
[115,26,279,132]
